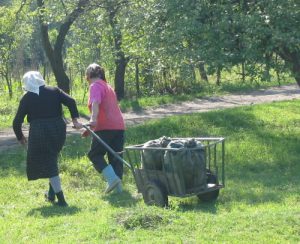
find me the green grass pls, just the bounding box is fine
[0,99,300,243]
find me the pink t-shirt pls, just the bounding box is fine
[88,79,125,131]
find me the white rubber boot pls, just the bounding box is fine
[102,165,121,194]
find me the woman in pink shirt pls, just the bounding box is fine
[83,63,125,194]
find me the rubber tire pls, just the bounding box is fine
[197,189,219,202]
[197,170,219,202]
[142,181,168,207]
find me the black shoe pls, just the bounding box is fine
[55,191,68,207]
[45,183,55,203]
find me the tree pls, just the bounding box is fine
[0,2,27,98]
[73,0,142,100]
[36,0,90,93]
[157,0,300,86]
[0,8,15,98]
[261,0,300,85]
[105,1,130,100]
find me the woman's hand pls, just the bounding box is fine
[81,129,90,138]
[89,120,97,130]
[19,136,27,146]
[72,118,83,129]
[73,121,83,130]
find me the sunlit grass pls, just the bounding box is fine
[0,100,299,242]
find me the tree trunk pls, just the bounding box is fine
[4,70,12,98]
[198,62,208,82]
[275,54,281,86]
[52,50,70,93]
[144,66,154,90]
[216,66,222,86]
[263,53,272,82]
[292,63,300,86]
[37,0,89,93]
[42,63,46,80]
[107,5,129,100]
[135,59,140,97]
[114,55,127,100]
[241,62,246,83]
[275,47,300,86]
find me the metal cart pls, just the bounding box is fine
[125,137,225,207]
[83,125,225,207]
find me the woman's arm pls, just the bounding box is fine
[13,98,27,142]
[58,89,80,119]
[58,88,82,129]
[90,101,99,128]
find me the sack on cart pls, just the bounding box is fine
[141,136,171,170]
[163,139,207,191]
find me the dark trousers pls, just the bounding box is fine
[88,130,124,179]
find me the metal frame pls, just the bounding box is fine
[83,124,225,203]
[125,137,225,198]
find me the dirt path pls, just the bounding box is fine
[1,84,299,152]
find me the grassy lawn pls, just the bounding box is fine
[0,100,299,243]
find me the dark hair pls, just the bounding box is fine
[86,63,106,80]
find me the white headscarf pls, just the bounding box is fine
[22,71,45,95]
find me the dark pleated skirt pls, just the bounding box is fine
[26,117,66,180]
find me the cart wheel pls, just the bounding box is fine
[197,189,219,202]
[198,170,219,202]
[142,181,168,207]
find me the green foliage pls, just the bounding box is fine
[1,0,299,99]
[0,100,299,242]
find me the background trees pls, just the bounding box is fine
[0,2,28,97]
[36,0,91,93]
[0,0,299,99]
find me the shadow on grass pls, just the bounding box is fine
[124,103,300,207]
[175,199,218,213]
[102,190,139,207]
[3,101,300,209]
[198,106,300,204]
[27,205,81,218]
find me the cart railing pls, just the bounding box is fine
[126,137,225,150]
[83,124,226,206]
[125,137,225,197]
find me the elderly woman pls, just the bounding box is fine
[13,71,82,207]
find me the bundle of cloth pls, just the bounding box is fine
[141,137,207,190]
[163,139,207,190]
[141,136,171,170]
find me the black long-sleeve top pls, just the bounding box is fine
[13,85,79,140]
